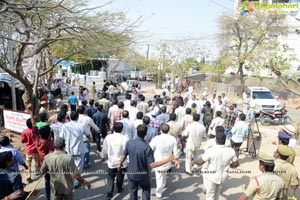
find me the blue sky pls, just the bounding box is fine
[90,0,235,56]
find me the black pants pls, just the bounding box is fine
[106,168,126,198]
[230,139,242,158]
[70,104,76,112]
[92,131,101,152]
[128,177,151,200]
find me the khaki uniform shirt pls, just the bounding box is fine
[41,150,79,196]
[136,101,149,115]
[167,121,182,139]
[91,85,96,95]
[287,148,296,165]
[275,159,299,198]
[244,173,284,200]
[99,98,110,113]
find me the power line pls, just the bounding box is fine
[208,0,232,11]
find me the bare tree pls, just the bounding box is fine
[0,0,134,114]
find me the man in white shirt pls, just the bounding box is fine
[101,122,128,199]
[247,95,257,121]
[77,105,100,169]
[59,111,92,187]
[150,124,180,198]
[230,113,248,158]
[183,114,205,174]
[192,128,239,200]
[123,94,131,110]
[242,93,251,114]
[166,78,172,92]
[108,99,119,122]
[221,92,229,106]
[196,95,206,122]
[186,95,197,109]
[120,110,135,141]
[134,112,144,129]
[136,95,149,115]
[133,112,144,139]
[127,100,138,121]
[121,81,128,94]
[175,101,186,123]
[180,108,194,131]
[208,111,225,136]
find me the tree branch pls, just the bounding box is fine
[39,51,80,77]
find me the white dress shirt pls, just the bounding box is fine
[183,122,205,150]
[208,117,225,135]
[186,99,197,109]
[175,106,186,123]
[78,114,99,131]
[150,133,178,171]
[180,114,194,131]
[126,106,138,121]
[133,119,143,138]
[108,104,118,120]
[120,118,135,140]
[78,114,99,141]
[124,100,131,110]
[196,100,205,115]
[202,145,237,184]
[59,121,91,155]
[102,132,128,168]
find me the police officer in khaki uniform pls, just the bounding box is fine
[274,145,299,199]
[238,152,284,200]
[272,131,295,164]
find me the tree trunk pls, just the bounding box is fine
[23,85,39,116]
[238,62,245,96]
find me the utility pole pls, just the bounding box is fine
[146,44,150,60]
[8,24,17,110]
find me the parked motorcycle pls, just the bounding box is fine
[260,107,292,126]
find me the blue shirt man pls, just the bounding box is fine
[0,136,27,172]
[68,91,78,111]
[230,113,248,158]
[118,124,175,200]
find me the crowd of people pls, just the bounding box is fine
[0,80,299,200]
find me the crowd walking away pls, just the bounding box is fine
[0,79,298,200]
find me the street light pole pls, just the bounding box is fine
[8,24,17,110]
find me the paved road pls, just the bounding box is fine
[24,81,300,200]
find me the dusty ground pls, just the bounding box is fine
[1,81,300,199]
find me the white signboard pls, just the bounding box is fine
[3,110,31,133]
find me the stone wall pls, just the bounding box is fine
[181,74,298,100]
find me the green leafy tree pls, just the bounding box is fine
[268,44,300,97]
[217,10,286,95]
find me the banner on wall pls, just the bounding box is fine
[3,110,30,133]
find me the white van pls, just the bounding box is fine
[245,87,282,112]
